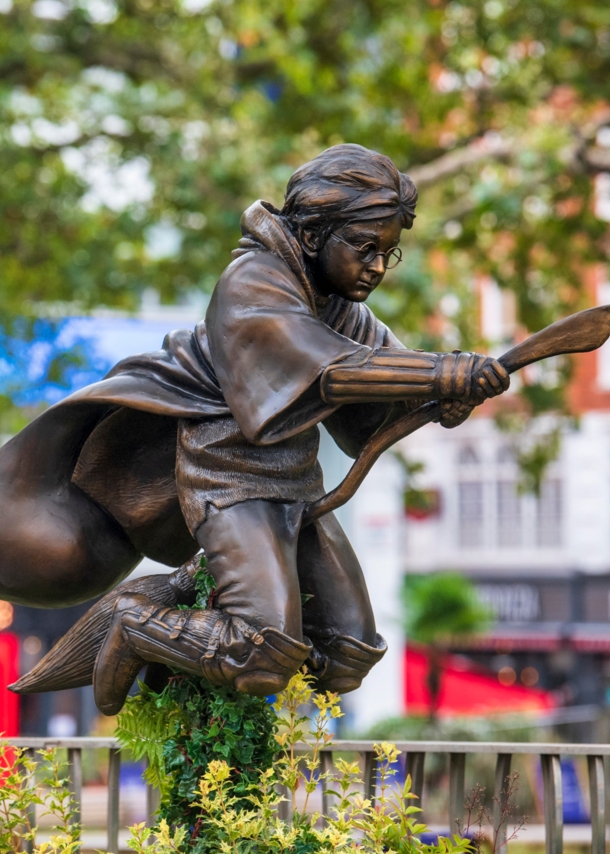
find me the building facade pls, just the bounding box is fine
[390,272,610,730]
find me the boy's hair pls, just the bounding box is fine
[281,144,417,243]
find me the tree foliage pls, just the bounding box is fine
[401,572,493,720]
[401,571,492,646]
[2,0,610,350]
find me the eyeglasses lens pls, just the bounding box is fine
[385,248,402,269]
[357,244,378,264]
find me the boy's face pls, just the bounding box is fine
[308,213,403,302]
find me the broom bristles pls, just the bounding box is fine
[10,574,177,694]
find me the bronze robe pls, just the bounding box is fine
[0,201,410,608]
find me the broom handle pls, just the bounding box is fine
[302,304,610,526]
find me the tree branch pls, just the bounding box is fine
[408,136,515,188]
[408,112,610,190]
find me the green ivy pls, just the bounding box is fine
[192,556,217,609]
[160,678,278,840]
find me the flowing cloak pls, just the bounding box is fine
[0,201,409,608]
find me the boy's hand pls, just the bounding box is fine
[437,399,475,429]
[437,352,510,401]
[469,354,510,401]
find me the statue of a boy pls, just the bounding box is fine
[6,145,508,712]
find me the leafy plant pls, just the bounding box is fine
[160,677,278,836]
[114,681,186,796]
[116,557,279,836]
[1,678,526,853]
[0,744,81,854]
[127,819,188,854]
[190,557,217,611]
[401,574,492,648]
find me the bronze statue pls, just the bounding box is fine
[5,144,610,714]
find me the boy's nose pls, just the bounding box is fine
[368,254,386,276]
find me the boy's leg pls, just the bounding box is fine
[297,512,387,693]
[93,500,311,713]
[196,499,304,639]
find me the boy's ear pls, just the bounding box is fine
[300,228,321,259]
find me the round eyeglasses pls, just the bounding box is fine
[330,234,403,269]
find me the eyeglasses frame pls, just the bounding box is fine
[329,233,403,269]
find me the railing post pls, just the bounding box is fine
[587,754,606,854]
[107,747,121,854]
[320,751,332,827]
[276,783,292,821]
[146,781,161,826]
[541,753,563,854]
[67,747,82,840]
[363,751,378,806]
[24,748,37,854]
[493,753,512,854]
[407,752,425,808]
[448,753,466,835]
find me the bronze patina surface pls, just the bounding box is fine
[6,144,610,712]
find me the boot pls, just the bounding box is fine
[93,593,312,714]
[306,633,387,693]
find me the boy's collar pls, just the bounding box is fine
[233,200,319,313]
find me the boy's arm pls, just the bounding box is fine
[320,348,509,407]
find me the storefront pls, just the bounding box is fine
[453,574,610,711]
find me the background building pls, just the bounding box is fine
[390,272,610,737]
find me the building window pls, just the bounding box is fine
[459,445,480,466]
[536,479,562,547]
[455,446,562,550]
[497,480,522,548]
[458,481,484,548]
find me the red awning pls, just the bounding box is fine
[0,633,19,737]
[571,631,610,652]
[404,644,556,717]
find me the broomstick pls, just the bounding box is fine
[302,304,610,526]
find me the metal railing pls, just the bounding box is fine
[8,737,609,854]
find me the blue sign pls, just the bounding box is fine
[0,315,188,407]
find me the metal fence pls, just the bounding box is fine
[8,737,610,854]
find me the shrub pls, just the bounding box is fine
[117,671,474,854]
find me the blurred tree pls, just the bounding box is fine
[401,572,492,720]
[1,1,609,324]
[1,0,610,432]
